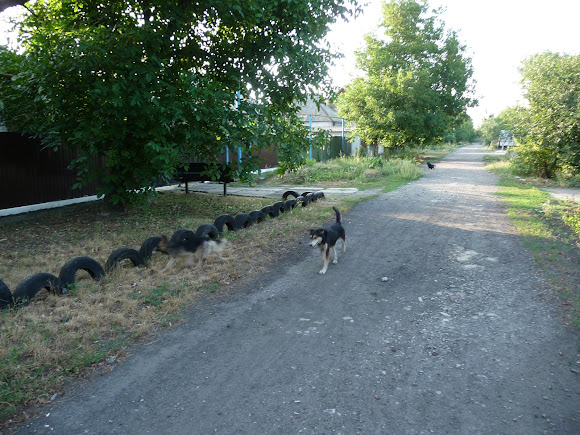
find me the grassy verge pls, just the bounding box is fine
[0,192,353,426]
[484,153,580,329]
[257,144,460,190]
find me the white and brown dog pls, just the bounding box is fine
[309,207,346,274]
[158,229,228,272]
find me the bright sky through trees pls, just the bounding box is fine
[326,0,580,127]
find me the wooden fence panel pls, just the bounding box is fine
[0,133,100,209]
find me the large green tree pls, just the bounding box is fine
[337,0,476,150]
[0,0,358,206]
[512,52,580,179]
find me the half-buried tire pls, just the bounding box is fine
[59,256,105,293]
[297,195,309,207]
[285,199,297,210]
[282,190,300,200]
[249,210,267,224]
[139,236,162,260]
[272,201,286,215]
[234,213,251,230]
[0,278,12,309]
[105,248,145,272]
[195,224,220,240]
[261,205,275,218]
[214,214,236,233]
[13,273,60,305]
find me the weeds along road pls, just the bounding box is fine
[17,145,579,434]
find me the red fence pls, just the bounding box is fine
[0,133,100,210]
[1,133,280,211]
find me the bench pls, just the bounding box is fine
[176,163,236,196]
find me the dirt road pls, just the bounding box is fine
[16,145,579,434]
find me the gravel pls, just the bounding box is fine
[15,145,579,435]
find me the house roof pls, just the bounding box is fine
[298,99,343,126]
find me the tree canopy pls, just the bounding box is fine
[482,52,579,180]
[0,0,359,206]
[337,0,476,150]
[513,52,580,179]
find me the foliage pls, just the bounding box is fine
[478,114,504,145]
[485,169,580,329]
[478,105,530,146]
[510,52,580,179]
[337,0,476,149]
[263,153,423,188]
[0,0,359,207]
[445,116,476,143]
[563,203,580,240]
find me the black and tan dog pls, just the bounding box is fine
[158,230,228,272]
[309,207,346,274]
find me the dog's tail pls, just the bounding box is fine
[332,206,341,223]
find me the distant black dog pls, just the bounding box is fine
[427,161,435,169]
[158,230,228,272]
[309,207,346,274]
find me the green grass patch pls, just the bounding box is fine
[486,161,580,330]
[262,154,424,188]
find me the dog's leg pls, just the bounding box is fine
[162,257,177,273]
[342,237,346,253]
[319,247,330,274]
[184,254,195,267]
[332,246,338,264]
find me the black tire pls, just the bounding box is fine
[105,247,146,272]
[315,191,325,200]
[282,190,300,200]
[214,214,236,233]
[59,256,105,292]
[0,278,13,309]
[234,213,251,230]
[12,273,60,305]
[263,204,279,218]
[139,236,162,260]
[169,229,196,243]
[285,199,297,210]
[272,201,286,214]
[297,195,309,207]
[195,224,219,240]
[261,205,275,218]
[301,191,313,198]
[248,210,267,224]
[306,193,317,203]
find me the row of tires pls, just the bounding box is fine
[0,190,325,310]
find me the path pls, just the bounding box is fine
[16,145,579,434]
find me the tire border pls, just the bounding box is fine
[12,273,60,305]
[58,256,105,292]
[105,247,146,272]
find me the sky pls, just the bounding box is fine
[2,1,579,128]
[327,0,580,127]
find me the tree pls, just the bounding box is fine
[512,52,580,179]
[452,116,476,143]
[337,0,476,151]
[478,115,505,145]
[0,0,359,206]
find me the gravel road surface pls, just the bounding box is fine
[16,145,580,434]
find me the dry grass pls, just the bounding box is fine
[0,189,352,427]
